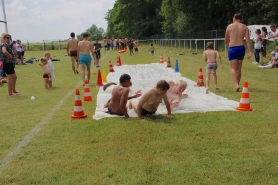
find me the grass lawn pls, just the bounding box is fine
[0,45,278,184]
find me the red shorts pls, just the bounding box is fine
[43,74,50,78]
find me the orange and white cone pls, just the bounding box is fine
[116,57,120,66]
[71,89,87,119]
[83,80,93,102]
[159,54,164,64]
[118,56,122,66]
[166,57,171,68]
[236,82,253,111]
[197,68,204,86]
[109,60,115,72]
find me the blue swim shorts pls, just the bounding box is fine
[228,45,245,61]
[79,54,92,66]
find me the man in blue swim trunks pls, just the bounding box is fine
[225,13,252,92]
[77,32,95,84]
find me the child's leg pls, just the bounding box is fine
[129,100,137,112]
[49,80,52,88]
[87,65,91,83]
[213,69,218,89]
[206,69,211,94]
[44,78,49,89]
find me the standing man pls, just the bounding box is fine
[224,13,252,92]
[103,37,108,52]
[94,38,101,67]
[77,32,94,84]
[67,32,79,74]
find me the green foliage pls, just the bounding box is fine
[77,24,105,41]
[105,0,278,37]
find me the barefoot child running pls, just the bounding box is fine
[45,52,56,85]
[203,42,224,94]
[39,57,51,89]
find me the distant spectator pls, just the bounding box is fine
[94,38,101,67]
[268,25,278,39]
[12,41,17,60]
[261,27,267,57]
[0,33,19,96]
[258,51,277,69]
[15,40,22,65]
[252,29,262,64]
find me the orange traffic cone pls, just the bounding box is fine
[96,69,104,87]
[236,82,253,111]
[166,57,171,68]
[116,57,120,66]
[159,54,164,64]
[83,80,93,102]
[118,56,122,66]
[109,60,115,72]
[71,89,87,119]
[197,68,204,86]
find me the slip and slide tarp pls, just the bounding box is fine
[92,63,239,120]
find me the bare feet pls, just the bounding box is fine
[215,87,219,90]
[236,86,240,92]
[206,88,209,94]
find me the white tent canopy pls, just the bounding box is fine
[247,25,272,39]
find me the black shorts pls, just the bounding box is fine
[17,51,22,59]
[135,48,138,52]
[95,51,101,59]
[3,62,15,75]
[21,51,25,56]
[103,82,117,91]
[141,107,156,115]
[108,106,124,116]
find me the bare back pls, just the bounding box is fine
[67,38,79,51]
[108,85,129,114]
[226,23,248,47]
[141,88,165,112]
[204,49,219,63]
[78,40,93,55]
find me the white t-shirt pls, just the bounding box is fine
[270,29,278,38]
[48,59,54,71]
[254,35,262,49]
[15,44,22,52]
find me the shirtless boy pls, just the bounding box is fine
[224,13,252,92]
[77,32,94,83]
[129,80,173,120]
[107,74,134,118]
[166,80,188,108]
[67,32,79,74]
[203,42,224,94]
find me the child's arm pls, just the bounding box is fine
[203,51,207,63]
[216,51,224,69]
[163,94,173,118]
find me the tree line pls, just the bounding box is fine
[104,0,278,39]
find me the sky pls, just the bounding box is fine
[0,0,116,42]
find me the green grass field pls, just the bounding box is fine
[1,45,278,184]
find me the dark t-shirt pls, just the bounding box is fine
[94,43,101,51]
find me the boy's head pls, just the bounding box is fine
[156,80,170,94]
[120,73,131,87]
[70,32,75,37]
[44,52,51,58]
[206,42,214,49]
[151,43,153,46]
[271,51,275,55]
[175,80,187,93]
[40,57,48,64]
[82,32,89,38]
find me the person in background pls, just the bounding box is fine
[0,33,19,96]
[224,13,252,92]
[257,51,277,69]
[66,32,79,74]
[252,29,262,65]
[261,27,267,59]
[268,25,278,39]
[38,57,51,89]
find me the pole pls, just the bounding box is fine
[1,0,8,33]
